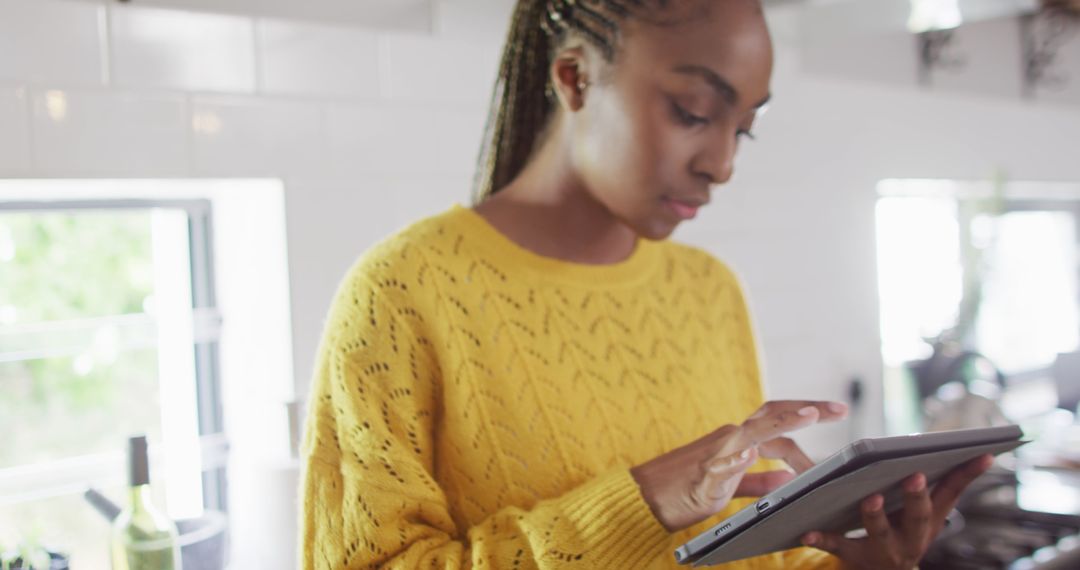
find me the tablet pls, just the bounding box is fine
[674,425,1026,567]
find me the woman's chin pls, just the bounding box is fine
[632,217,680,241]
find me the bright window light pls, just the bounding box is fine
[877,181,1080,374]
[976,211,1080,372]
[908,0,964,32]
[876,196,964,366]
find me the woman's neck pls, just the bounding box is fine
[474,128,638,266]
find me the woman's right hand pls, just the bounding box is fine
[630,400,849,532]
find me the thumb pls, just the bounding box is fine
[734,470,796,497]
[697,446,758,507]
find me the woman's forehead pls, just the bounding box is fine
[616,4,773,101]
[618,0,768,59]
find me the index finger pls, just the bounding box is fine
[737,405,826,447]
[747,400,849,422]
[931,454,994,522]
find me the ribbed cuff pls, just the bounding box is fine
[556,468,671,567]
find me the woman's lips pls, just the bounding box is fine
[664,197,701,220]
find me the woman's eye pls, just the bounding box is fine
[670,102,709,127]
[736,128,757,142]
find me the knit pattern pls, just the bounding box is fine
[300,205,839,569]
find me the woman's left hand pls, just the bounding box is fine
[800,454,994,570]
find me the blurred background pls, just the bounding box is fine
[1,0,1079,568]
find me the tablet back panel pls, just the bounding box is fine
[693,438,1025,566]
[676,425,1023,564]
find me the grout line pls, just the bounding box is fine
[251,17,265,95]
[184,93,195,177]
[317,103,330,177]
[98,1,112,86]
[21,86,38,174]
[0,79,483,112]
[378,34,394,100]
[428,0,440,37]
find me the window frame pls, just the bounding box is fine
[0,198,228,513]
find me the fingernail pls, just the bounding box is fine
[739,448,751,461]
[798,406,816,417]
[827,402,847,414]
[803,533,819,546]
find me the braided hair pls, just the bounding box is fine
[472,0,674,203]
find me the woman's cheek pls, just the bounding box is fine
[578,113,637,191]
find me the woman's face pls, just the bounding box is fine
[571,0,774,240]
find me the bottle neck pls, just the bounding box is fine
[128,484,154,513]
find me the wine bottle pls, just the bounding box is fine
[111,435,182,570]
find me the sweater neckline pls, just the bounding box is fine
[447,204,662,288]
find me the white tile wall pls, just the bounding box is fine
[256,18,381,98]
[109,4,256,93]
[381,32,500,103]
[0,0,105,85]
[324,102,487,176]
[802,30,920,88]
[190,96,324,177]
[0,87,32,173]
[435,0,515,43]
[30,88,188,175]
[94,0,434,33]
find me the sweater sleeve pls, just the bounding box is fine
[299,277,671,569]
[781,547,845,569]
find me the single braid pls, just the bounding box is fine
[473,0,653,202]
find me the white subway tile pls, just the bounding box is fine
[107,0,433,31]
[190,97,324,177]
[109,4,256,93]
[382,33,500,104]
[256,19,380,98]
[0,87,31,172]
[802,30,919,89]
[325,103,487,176]
[0,0,105,85]
[435,0,514,43]
[31,88,188,175]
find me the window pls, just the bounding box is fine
[0,200,226,570]
[876,179,1080,432]
[975,211,1079,373]
[876,194,965,367]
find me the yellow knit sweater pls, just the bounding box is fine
[300,205,840,569]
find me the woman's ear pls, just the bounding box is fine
[550,46,590,112]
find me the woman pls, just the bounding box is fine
[299,0,992,568]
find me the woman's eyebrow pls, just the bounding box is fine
[672,64,771,109]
